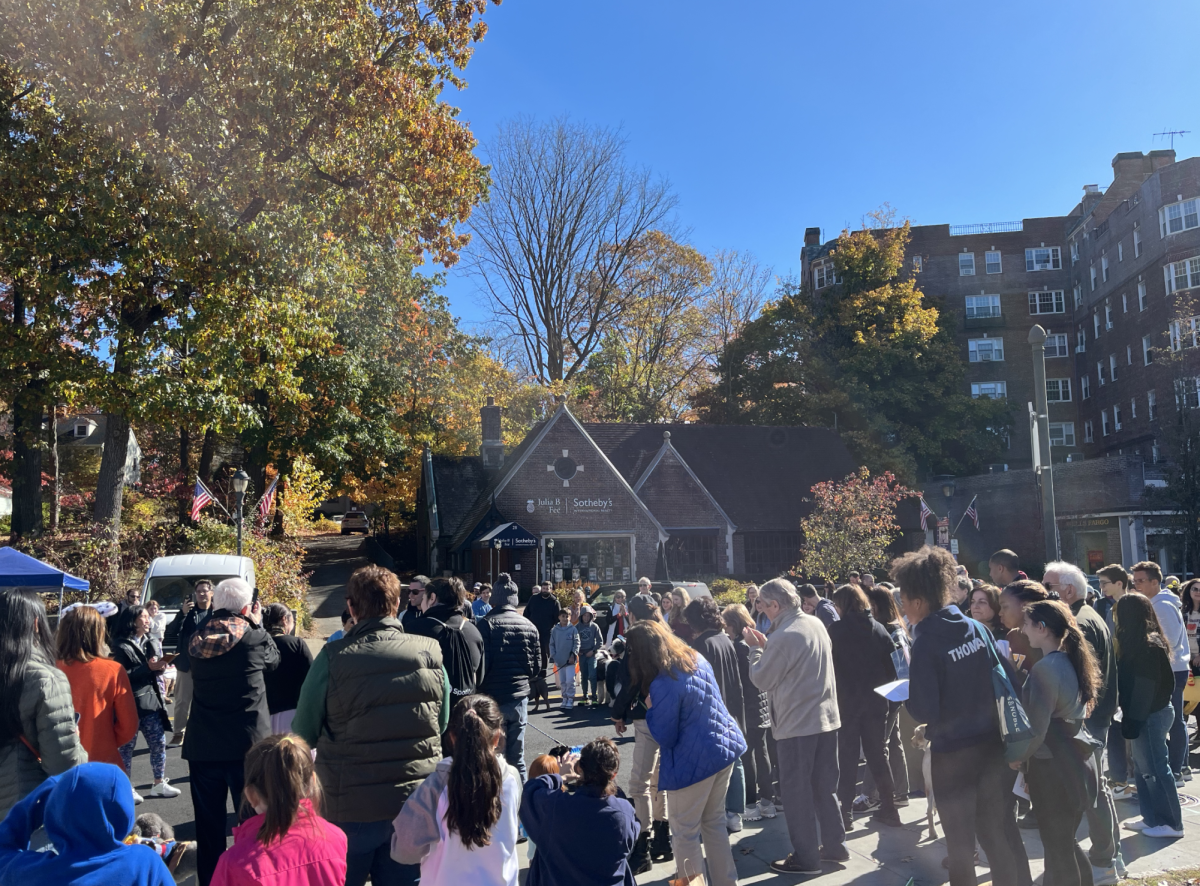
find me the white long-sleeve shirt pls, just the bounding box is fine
[1151,590,1189,673]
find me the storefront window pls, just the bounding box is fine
[1073,531,1111,575]
[667,534,719,578]
[551,537,632,583]
[1146,533,1187,576]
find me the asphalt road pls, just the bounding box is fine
[143,535,633,882]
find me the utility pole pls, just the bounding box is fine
[1028,326,1060,563]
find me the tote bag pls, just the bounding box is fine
[969,619,1035,763]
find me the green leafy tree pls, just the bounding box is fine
[798,467,915,580]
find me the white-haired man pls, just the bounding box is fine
[1043,560,1122,883]
[182,577,279,886]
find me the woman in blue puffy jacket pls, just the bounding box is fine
[626,620,746,886]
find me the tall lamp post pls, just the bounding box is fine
[493,538,502,583]
[1028,325,1060,563]
[232,470,250,558]
[546,538,554,585]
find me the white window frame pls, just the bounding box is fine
[1110,354,1119,381]
[1118,242,1124,262]
[1046,378,1072,402]
[1114,404,1122,431]
[813,262,838,289]
[1165,256,1200,293]
[1070,241,1080,264]
[1073,285,1082,309]
[1102,255,1110,282]
[985,251,1002,274]
[1149,390,1157,420]
[1093,313,1101,337]
[1105,303,1113,329]
[913,255,923,271]
[1101,410,1111,436]
[965,294,1001,319]
[1097,360,1106,385]
[1049,422,1075,447]
[971,381,1008,399]
[1076,328,1087,353]
[1091,265,1097,291]
[1144,333,1154,365]
[1160,197,1200,237]
[959,253,976,276]
[1028,290,1066,315]
[968,338,1004,362]
[1131,397,1137,420]
[1025,247,1062,272]
[1046,334,1069,358]
[1127,344,1133,365]
[1170,316,1200,351]
[1084,420,1094,443]
[1081,375,1091,399]
[1134,229,1142,257]
[1122,293,1128,313]
[1138,280,1147,311]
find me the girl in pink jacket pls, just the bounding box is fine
[211,734,347,886]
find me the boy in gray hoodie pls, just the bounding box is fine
[549,609,580,710]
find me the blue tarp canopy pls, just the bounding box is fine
[0,547,90,591]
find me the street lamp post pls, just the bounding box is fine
[1028,325,1060,563]
[493,538,502,583]
[232,470,250,558]
[546,538,554,585]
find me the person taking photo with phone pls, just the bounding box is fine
[168,579,215,746]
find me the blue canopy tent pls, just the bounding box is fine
[0,547,91,619]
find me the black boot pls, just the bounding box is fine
[651,820,673,862]
[630,829,653,875]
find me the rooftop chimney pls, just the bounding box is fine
[803,227,821,247]
[480,396,504,470]
[1083,184,1100,194]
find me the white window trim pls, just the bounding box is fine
[1084,420,1094,443]
[1114,405,1123,431]
[968,337,1005,362]
[1144,333,1154,365]
[1138,280,1147,311]
[1028,290,1066,315]
[1046,333,1069,358]
[1046,378,1072,402]
[970,381,1008,399]
[1081,375,1091,399]
[985,251,1002,274]
[959,253,976,276]
[1165,256,1200,294]
[1049,422,1075,447]
[965,294,1002,319]
[1025,246,1062,272]
[1160,197,1200,238]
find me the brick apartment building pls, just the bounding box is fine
[801,149,1200,574]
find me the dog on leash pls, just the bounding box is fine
[529,668,552,714]
[911,724,938,839]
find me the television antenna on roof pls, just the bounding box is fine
[1154,129,1190,150]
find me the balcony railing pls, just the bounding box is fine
[949,221,1024,236]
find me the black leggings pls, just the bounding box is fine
[1028,757,1093,886]
[742,722,773,805]
[836,696,895,814]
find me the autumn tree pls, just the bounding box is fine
[798,467,914,580]
[469,117,678,384]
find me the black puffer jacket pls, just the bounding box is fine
[478,605,543,703]
[733,637,770,732]
[111,636,167,717]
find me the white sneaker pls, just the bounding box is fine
[132,789,144,805]
[725,812,743,833]
[757,799,778,819]
[1091,865,1118,886]
[1110,783,1137,800]
[744,804,763,822]
[1142,824,1185,838]
[1121,817,1148,831]
[150,780,181,798]
[1115,856,1127,878]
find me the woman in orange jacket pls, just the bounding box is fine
[56,605,139,767]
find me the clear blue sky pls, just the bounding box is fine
[436,0,1200,331]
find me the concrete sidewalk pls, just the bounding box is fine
[627,783,1200,885]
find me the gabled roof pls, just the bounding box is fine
[632,433,736,531]
[427,453,491,541]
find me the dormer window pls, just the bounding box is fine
[74,422,90,438]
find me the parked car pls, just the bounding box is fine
[587,580,710,639]
[141,554,256,650]
[341,511,370,535]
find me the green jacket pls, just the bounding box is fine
[293,616,450,823]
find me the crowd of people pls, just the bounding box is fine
[0,547,1196,886]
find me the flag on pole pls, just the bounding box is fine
[190,478,214,522]
[257,476,279,520]
[965,496,980,530]
[919,497,934,531]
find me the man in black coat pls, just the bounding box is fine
[182,577,279,886]
[478,573,542,780]
[404,578,485,704]
[523,582,561,674]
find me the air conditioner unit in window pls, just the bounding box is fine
[1075,344,1086,353]
[980,352,993,361]
[986,463,1009,473]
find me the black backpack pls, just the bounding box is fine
[423,616,479,699]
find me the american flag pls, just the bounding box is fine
[919,497,934,531]
[257,476,279,520]
[190,478,214,522]
[965,496,980,530]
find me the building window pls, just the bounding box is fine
[1085,420,1094,443]
[959,253,976,276]
[743,531,802,577]
[1049,422,1076,447]
[1081,375,1091,399]
[1114,405,1122,431]
[1097,360,1106,385]
[1152,440,1161,462]
[1110,354,1119,381]
[1165,256,1200,293]
[1131,397,1137,419]
[1134,229,1142,257]
[74,423,89,438]
[1144,333,1154,364]
[1026,247,1062,271]
[1028,290,1065,314]
[1149,390,1157,420]
[1105,302,1113,329]
[1122,293,1128,313]
[986,251,1002,274]
[666,534,719,577]
[1077,328,1087,352]
[971,381,1007,399]
[965,295,1001,318]
[1160,197,1200,237]
[1102,255,1110,282]
[1046,378,1072,401]
[1170,316,1200,351]
[1046,333,1069,357]
[1071,241,1080,264]
[1073,285,1082,309]
[913,255,923,271]
[1102,410,1111,436]
[813,263,838,289]
[968,338,1004,362]
[1138,280,1147,311]
[1091,265,1097,291]
[1126,344,1133,365]
[1093,313,1101,337]
[1181,379,1200,410]
[1119,242,1124,262]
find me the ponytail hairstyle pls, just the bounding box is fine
[1002,579,1049,606]
[241,733,323,845]
[1024,600,1101,711]
[445,694,505,849]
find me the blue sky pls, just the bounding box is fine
[436,0,1200,330]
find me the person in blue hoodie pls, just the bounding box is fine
[0,761,174,886]
[896,545,1031,886]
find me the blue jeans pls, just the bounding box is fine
[335,819,419,886]
[1169,670,1189,775]
[498,696,528,782]
[1130,704,1182,831]
[1106,720,1128,783]
[580,655,598,699]
[725,756,745,815]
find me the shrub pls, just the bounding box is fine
[184,519,310,614]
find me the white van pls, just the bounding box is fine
[141,554,255,649]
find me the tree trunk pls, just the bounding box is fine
[92,410,132,537]
[177,425,191,524]
[49,404,60,532]
[198,427,217,485]
[10,389,44,538]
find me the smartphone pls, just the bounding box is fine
[252,586,260,607]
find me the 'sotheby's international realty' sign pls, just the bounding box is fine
[527,496,614,515]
